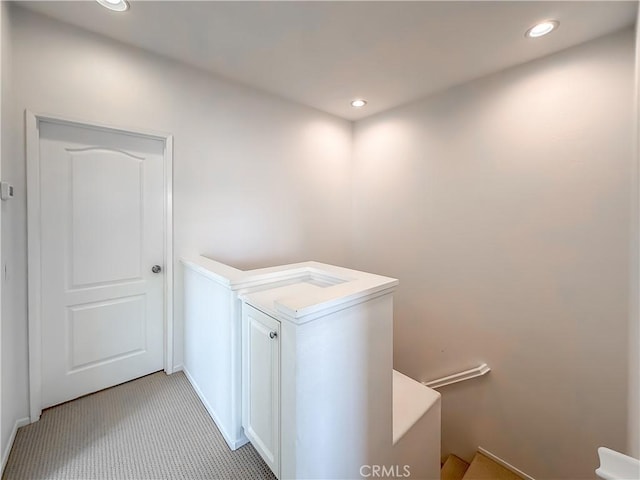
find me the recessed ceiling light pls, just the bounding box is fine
[96,0,129,12]
[351,99,367,108]
[525,20,559,38]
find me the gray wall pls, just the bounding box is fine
[351,29,634,479]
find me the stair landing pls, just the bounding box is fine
[441,454,469,480]
[442,452,525,480]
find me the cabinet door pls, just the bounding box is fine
[243,305,280,478]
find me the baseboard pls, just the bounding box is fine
[1,417,30,474]
[182,367,248,451]
[172,364,183,372]
[478,446,535,480]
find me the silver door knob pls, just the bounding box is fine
[151,265,162,274]
[269,331,278,339]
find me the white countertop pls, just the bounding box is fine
[181,256,398,324]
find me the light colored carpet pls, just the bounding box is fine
[3,371,275,480]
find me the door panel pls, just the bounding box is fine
[69,148,143,287]
[67,295,146,372]
[38,121,165,409]
[243,305,280,477]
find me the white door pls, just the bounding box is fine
[243,305,280,477]
[37,120,165,409]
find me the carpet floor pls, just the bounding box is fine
[3,371,275,480]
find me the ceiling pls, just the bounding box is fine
[19,1,638,121]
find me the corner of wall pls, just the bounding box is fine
[0,2,28,472]
[628,5,640,459]
[0,0,4,468]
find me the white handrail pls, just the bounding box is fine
[596,447,640,480]
[422,363,490,389]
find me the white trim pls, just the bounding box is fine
[183,367,249,451]
[26,111,174,421]
[477,447,536,480]
[1,417,29,474]
[163,134,175,374]
[423,363,490,389]
[25,111,173,143]
[26,111,41,422]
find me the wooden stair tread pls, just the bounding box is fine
[441,454,470,480]
[462,453,524,480]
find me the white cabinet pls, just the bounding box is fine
[242,280,396,480]
[182,257,397,480]
[242,305,280,477]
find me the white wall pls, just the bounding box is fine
[352,29,635,479]
[2,6,638,479]
[1,0,27,468]
[2,3,352,442]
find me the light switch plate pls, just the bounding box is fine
[1,181,14,200]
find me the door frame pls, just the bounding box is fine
[26,111,175,422]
